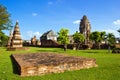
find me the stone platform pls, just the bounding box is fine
[11,53,98,76]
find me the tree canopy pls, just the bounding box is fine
[89,31,101,43]
[117,29,120,36]
[89,31,106,49]
[57,28,69,51]
[106,33,115,45]
[57,28,69,45]
[0,4,12,30]
[73,31,85,50]
[73,31,85,43]
[90,31,106,43]
[0,30,8,46]
[0,4,12,46]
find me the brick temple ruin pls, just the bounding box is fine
[7,21,27,50]
[11,53,98,76]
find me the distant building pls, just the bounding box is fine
[31,36,41,46]
[40,30,58,47]
[31,36,37,45]
[40,30,57,41]
[79,15,91,44]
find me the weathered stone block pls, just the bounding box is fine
[11,53,98,76]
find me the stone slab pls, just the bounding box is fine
[11,53,98,76]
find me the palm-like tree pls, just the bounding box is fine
[117,29,120,36]
[118,29,120,32]
[106,33,115,45]
[105,33,115,53]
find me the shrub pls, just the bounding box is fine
[112,48,120,54]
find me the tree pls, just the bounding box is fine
[105,33,115,53]
[57,28,69,51]
[0,4,12,30]
[106,33,115,45]
[73,31,85,50]
[0,30,8,46]
[0,4,12,46]
[89,31,100,43]
[117,29,120,36]
[99,31,106,42]
[89,31,106,49]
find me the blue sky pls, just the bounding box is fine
[1,0,120,40]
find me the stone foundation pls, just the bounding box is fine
[11,53,98,76]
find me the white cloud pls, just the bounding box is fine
[27,31,33,38]
[102,29,119,37]
[73,20,80,24]
[32,13,38,16]
[113,20,120,26]
[48,1,53,5]
[27,31,41,39]
[33,32,41,37]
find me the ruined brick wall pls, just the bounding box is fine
[41,40,59,47]
[12,53,98,76]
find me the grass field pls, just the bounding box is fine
[0,47,120,80]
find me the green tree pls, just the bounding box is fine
[0,4,12,30]
[0,30,8,46]
[57,28,69,51]
[90,31,106,49]
[99,31,106,42]
[105,33,115,53]
[106,33,115,45]
[0,4,12,46]
[117,29,120,36]
[73,31,85,50]
[89,31,100,48]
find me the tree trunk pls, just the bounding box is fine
[98,42,101,49]
[73,44,77,50]
[108,44,111,53]
[77,43,80,50]
[64,44,67,51]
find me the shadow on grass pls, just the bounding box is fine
[37,48,64,53]
[37,50,58,52]
[82,51,100,54]
[10,55,20,75]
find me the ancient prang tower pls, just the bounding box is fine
[7,21,23,50]
[79,15,91,44]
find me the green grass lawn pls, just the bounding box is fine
[0,47,120,80]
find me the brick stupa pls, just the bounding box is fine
[7,21,27,50]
